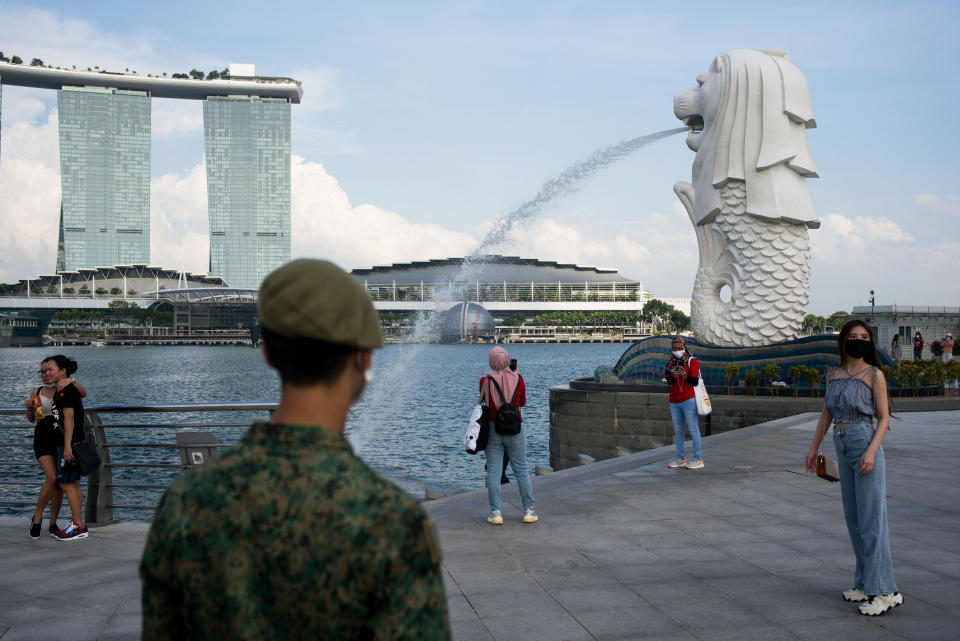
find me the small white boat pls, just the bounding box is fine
[90,341,106,347]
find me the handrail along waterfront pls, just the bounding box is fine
[0,402,276,524]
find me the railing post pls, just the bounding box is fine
[84,411,114,525]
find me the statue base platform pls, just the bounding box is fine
[602,335,894,388]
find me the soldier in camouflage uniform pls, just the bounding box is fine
[140,259,451,641]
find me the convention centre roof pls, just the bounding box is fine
[351,255,633,285]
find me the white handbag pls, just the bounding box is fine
[694,379,712,416]
[464,386,490,454]
[465,404,484,453]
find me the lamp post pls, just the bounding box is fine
[869,290,875,318]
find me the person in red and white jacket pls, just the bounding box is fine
[663,336,704,469]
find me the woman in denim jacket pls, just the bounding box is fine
[804,320,902,616]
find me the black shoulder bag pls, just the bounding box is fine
[72,420,101,476]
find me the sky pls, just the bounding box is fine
[0,0,958,315]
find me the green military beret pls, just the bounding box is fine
[259,259,384,349]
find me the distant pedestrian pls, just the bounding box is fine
[481,346,537,525]
[942,333,954,363]
[25,355,89,541]
[664,337,703,469]
[912,332,924,360]
[804,320,902,616]
[140,259,451,641]
[890,334,900,365]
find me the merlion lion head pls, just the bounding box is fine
[674,49,820,229]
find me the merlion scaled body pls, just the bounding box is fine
[673,49,819,346]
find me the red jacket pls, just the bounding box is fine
[664,356,700,403]
[479,375,526,421]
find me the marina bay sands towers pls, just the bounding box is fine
[56,86,152,273]
[203,95,291,290]
[0,62,302,289]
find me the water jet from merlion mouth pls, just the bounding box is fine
[472,127,688,256]
[408,126,688,344]
[348,127,685,455]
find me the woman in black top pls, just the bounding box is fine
[24,355,88,540]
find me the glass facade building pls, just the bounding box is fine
[203,96,291,289]
[56,86,151,272]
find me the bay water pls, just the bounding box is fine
[0,343,625,521]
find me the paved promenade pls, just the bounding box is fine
[2,410,959,640]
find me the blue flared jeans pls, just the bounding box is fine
[669,398,701,461]
[486,422,535,512]
[833,421,897,595]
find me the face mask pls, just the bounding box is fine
[672,350,685,358]
[844,339,871,359]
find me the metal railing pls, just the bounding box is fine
[0,402,276,524]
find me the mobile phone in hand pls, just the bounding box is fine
[509,358,517,371]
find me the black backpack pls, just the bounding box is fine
[487,377,522,436]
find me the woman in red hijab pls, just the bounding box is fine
[480,347,537,525]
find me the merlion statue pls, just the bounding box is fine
[673,49,819,347]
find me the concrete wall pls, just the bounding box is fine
[549,382,960,471]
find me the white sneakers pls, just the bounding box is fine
[842,588,868,603]
[858,592,903,616]
[843,588,903,615]
[487,509,538,524]
[667,457,704,469]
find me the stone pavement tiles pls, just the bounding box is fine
[0,410,958,640]
[0,518,148,641]
[426,411,960,641]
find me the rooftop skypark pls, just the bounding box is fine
[0,60,302,102]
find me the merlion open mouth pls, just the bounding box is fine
[684,115,704,133]
[684,115,704,151]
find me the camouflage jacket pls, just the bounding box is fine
[140,421,451,641]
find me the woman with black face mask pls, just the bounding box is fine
[804,320,902,616]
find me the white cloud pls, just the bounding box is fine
[812,213,914,264]
[0,109,61,280]
[0,7,166,77]
[290,156,475,269]
[613,234,651,263]
[501,218,608,265]
[0,87,50,125]
[913,192,960,216]
[476,214,692,292]
[150,163,209,274]
[151,155,486,275]
[808,212,958,311]
[290,67,342,113]
[151,100,203,138]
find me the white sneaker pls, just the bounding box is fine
[522,509,538,524]
[487,510,503,525]
[858,592,903,616]
[842,588,868,603]
[685,459,704,470]
[667,458,687,468]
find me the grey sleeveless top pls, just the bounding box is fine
[825,367,877,425]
